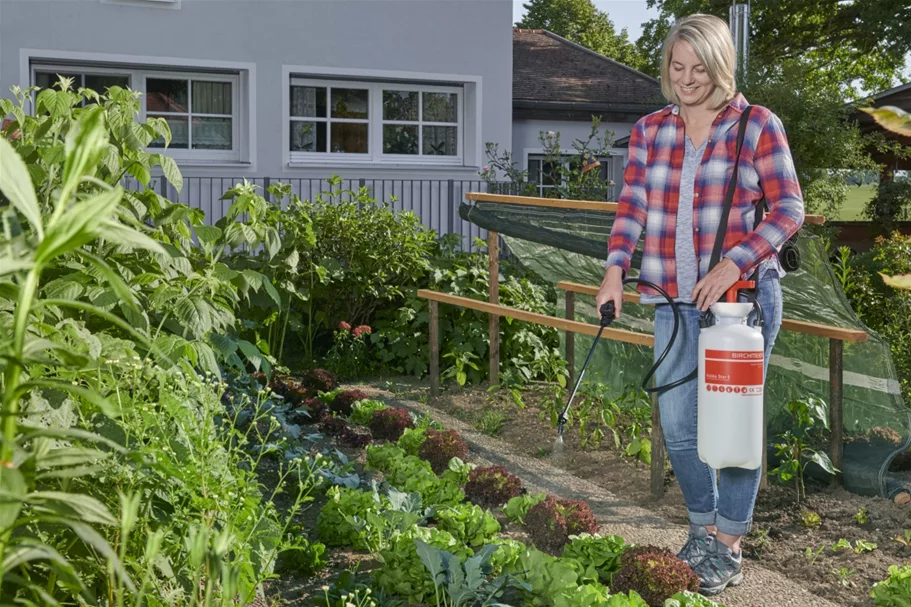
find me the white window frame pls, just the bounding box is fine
[22,50,254,168]
[524,147,625,197]
[288,77,463,166]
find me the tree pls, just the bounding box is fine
[635,0,911,96]
[517,0,649,73]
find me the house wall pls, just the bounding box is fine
[0,0,511,179]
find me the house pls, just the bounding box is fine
[846,81,911,181]
[0,3,664,238]
[512,29,665,198]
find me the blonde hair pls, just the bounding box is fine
[660,14,737,109]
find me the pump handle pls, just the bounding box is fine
[724,280,756,303]
[599,301,615,327]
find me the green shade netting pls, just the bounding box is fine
[461,201,911,498]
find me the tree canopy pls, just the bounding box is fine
[516,0,649,73]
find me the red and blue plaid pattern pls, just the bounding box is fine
[606,93,804,299]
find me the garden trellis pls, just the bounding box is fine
[419,192,911,502]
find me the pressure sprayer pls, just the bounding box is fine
[554,277,765,471]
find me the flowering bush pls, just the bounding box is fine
[303,368,338,393]
[369,407,415,441]
[464,465,523,508]
[611,546,700,607]
[418,429,469,475]
[326,321,373,379]
[525,495,599,554]
[329,388,369,416]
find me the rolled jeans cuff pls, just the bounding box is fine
[688,510,716,527]
[716,512,752,536]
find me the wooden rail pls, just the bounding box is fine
[557,280,868,494]
[464,192,827,225]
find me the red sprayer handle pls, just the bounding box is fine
[724,280,756,302]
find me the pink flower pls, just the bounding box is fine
[546,130,555,137]
[338,321,351,330]
[482,165,489,173]
[353,325,372,338]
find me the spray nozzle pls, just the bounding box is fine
[599,301,615,327]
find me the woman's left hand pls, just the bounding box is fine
[692,258,742,312]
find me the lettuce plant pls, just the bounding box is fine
[316,485,389,549]
[871,564,911,606]
[374,526,473,603]
[419,428,469,474]
[525,495,600,554]
[504,492,547,525]
[433,503,502,547]
[330,388,368,416]
[464,465,523,508]
[370,407,415,441]
[561,532,629,585]
[397,427,428,455]
[349,398,388,425]
[611,545,700,607]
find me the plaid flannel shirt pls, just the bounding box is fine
[606,93,804,299]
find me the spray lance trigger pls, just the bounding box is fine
[556,300,616,443]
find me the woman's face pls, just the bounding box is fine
[669,41,715,108]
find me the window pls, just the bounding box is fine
[528,153,620,198]
[32,64,242,163]
[288,77,462,164]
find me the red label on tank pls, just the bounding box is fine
[704,351,764,388]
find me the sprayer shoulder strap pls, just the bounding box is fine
[708,105,753,272]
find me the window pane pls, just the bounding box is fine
[290,86,326,118]
[383,125,418,155]
[330,88,368,119]
[330,123,368,154]
[147,78,188,113]
[147,114,189,148]
[290,121,326,152]
[193,81,232,115]
[192,117,232,150]
[85,74,129,94]
[422,125,458,156]
[35,72,82,91]
[528,158,542,184]
[422,92,457,123]
[383,90,418,121]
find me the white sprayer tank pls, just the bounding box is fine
[697,301,765,470]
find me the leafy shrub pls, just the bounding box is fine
[525,495,600,554]
[365,443,407,472]
[374,526,472,603]
[553,583,612,607]
[498,546,585,606]
[396,427,428,455]
[304,367,338,393]
[864,177,911,229]
[464,465,524,508]
[433,503,502,547]
[872,564,911,606]
[562,533,629,585]
[370,407,415,441]
[611,545,700,607]
[329,388,368,416]
[440,456,477,487]
[505,492,547,525]
[418,428,469,474]
[349,398,388,425]
[385,454,465,507]
[317,485,389,549]
[274,525,328,576]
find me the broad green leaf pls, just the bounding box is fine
[38,447,109,470]
[157,154,183,193]
[195,225,222,246]
[286,248,300,271]
[193,341,220,377]
[213,263,238,281]
[861,105,911,136]
[37,299,158,358]
[36,88,57,114]
[175,297,213,336]
[810,450,838,475]
[241,269,264,292]
[0,258,35,277]
[39,187,123,263]
[101,219,167,255]
[262,277,281,306]
[239,223,258,245]
[66,518,136,591]
[60,105,107,203]
[0,137,43,238]
[2,541,81,584]
[76,249,139,312]
[0,466,26,530]
[264,227,280,259]
[126,161,151,186]
[880,272,911,290]
[209,333,238,358]
[15,380,120,419]
[237,339,262,371]
[18,425,127,453]
[27,491,118,526]
[415,539,447,585]
[51,90,72,119]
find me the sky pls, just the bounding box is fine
[512,0,660,42]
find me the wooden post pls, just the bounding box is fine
[488,231,500,385]
[430,300,440,398]
[565,291,575,386]
[650,390,666,500]
[829,338,844,486]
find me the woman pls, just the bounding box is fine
[596,14,804,596]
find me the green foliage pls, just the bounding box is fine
[432,504,502,548]
[516,0,649,72]
[871,565,911,606]
[418,429,469,475]
[800,511,822,529]
[769,396,838,503]
[396,427,429,455]
[316,485,389,549]
[374,526,473,604]
[504,492,547,525]
[561,533,629,585]
[865,178,911,230]
[611,545,700,607]
[664,591,728,607]
[365,445,465,507]
[464,465,524,508]
[498,547,584,607]
[349,398,388,426]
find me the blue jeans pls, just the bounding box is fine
[653,269,782,536]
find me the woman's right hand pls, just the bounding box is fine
[595,266,624,320]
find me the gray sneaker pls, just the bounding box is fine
[692,538,744,596]
[677,525,714,568]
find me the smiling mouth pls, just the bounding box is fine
[681,86,699,93]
